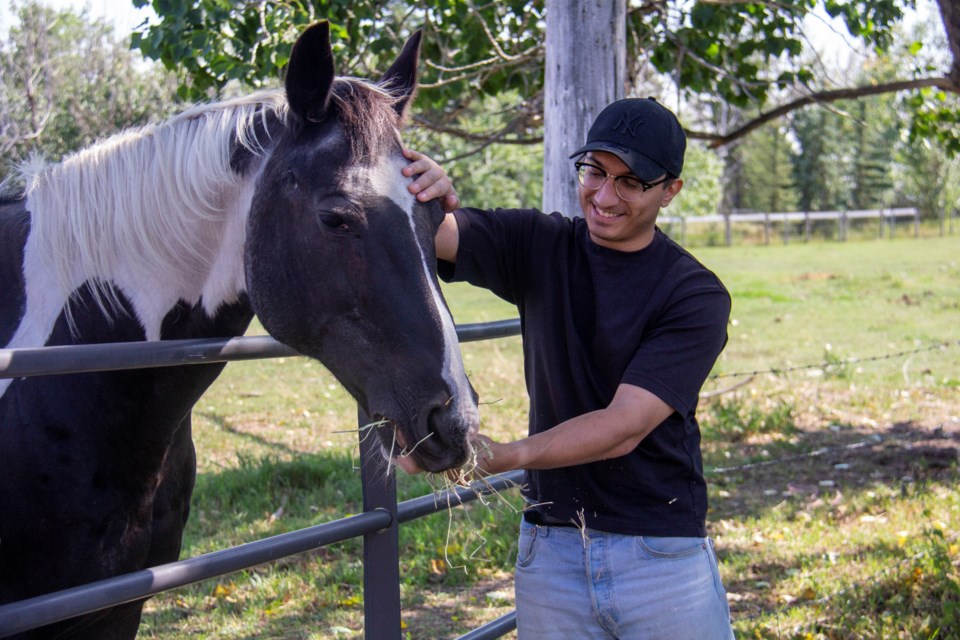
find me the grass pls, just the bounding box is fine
[138,235,959,639]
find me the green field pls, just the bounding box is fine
[140,235,959,639]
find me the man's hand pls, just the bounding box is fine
[402,148,460,213]
[393,433,514,479]
[441,433,501,485]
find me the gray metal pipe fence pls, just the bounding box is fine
[0,318,523,639]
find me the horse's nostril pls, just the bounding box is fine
[421,407,440,445]
[426,401,472,466]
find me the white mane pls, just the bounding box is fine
[20,90,290,327]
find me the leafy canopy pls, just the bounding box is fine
[132,0,912,117]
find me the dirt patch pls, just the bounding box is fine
[401,572,517,639]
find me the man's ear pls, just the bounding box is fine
[660,178,683,208]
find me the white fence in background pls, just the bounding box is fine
[658,207,955,246]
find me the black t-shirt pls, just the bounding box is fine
[439,208,731,537]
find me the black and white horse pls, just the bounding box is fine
[0,22,478,639]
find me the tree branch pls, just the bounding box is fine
[420,44,542,88]
[411,114,542,146]
[697,76,958,148]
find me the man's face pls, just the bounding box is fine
[577,151,682,252]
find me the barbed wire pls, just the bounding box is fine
[709,339,956,381]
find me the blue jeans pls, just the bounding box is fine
[514,518,735,639]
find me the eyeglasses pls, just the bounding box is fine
[575,162,669,201]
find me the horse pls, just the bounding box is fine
[0,21,479,639]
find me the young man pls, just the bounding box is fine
[404,98,735,639]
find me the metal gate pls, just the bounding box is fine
[0,319,522,639]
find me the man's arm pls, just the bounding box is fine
[475,383,675,474]
[434,212,460,262]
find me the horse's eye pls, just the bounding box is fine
[318,212,350,232]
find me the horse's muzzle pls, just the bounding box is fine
[377,390,479,473]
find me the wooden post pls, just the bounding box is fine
[543,0,626,217]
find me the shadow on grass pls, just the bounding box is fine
[706,420,959,521]
[706,419,960,633]
[195,409,312,458]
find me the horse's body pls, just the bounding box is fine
[0,23,478,639]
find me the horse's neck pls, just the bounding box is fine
[8,172,257,353]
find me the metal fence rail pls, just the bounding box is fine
[0,318,523,639]
[0,319,522,379]
[0,471,524,637]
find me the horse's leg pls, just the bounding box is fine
[148,413,197,565]
[112,413,199,635]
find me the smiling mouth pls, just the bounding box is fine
[593,205,625,219]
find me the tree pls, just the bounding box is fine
[791,107,837,212]
[0,1,176,182]
[665,142,723,218]
[785,10,949,215]
[133,0,956,135]
[404,91,545,209]
[130,0,960,219]
[542,0,624,214]
[896,131,955,217]
[849,98,897,209]
[740,123,799,213]
[789,95,900,213]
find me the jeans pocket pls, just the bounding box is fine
[637,535,706,559]
[515,521,540,568]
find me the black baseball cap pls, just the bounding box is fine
[569,98,686,181]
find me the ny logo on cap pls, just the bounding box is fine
[613,107,645,137]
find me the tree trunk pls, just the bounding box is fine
[936,0,960,85]
[542,0,626,216]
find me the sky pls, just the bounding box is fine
[0,0,155,38]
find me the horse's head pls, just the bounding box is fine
[245,23,479,473]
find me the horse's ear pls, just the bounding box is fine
[285,21,335,123]
[380,31,422,119]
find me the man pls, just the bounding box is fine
[403,97,735,639]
